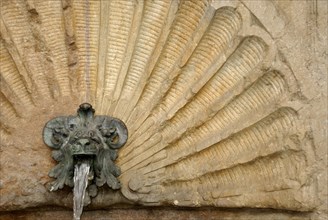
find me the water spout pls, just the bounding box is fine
[73,160,91,220]
[43,103,128,218]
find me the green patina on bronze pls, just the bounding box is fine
[43,103,128,193]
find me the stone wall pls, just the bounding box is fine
[0,0,327,219]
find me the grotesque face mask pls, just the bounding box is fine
[43,103,128,193]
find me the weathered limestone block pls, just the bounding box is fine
[0,0,326,219]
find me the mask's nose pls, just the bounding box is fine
[78,138,90,147]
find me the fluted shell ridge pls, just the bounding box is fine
[0,0,317,211]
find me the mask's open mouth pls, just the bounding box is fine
[73,154,96,181]
[73,154,95,164]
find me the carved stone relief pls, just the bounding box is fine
[0,0,326,219]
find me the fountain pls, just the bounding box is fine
[43,103,128,219]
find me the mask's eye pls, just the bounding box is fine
[93,137,101,144]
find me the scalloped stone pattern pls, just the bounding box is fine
[0,0,322,215]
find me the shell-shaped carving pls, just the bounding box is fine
[0,0,317,212]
